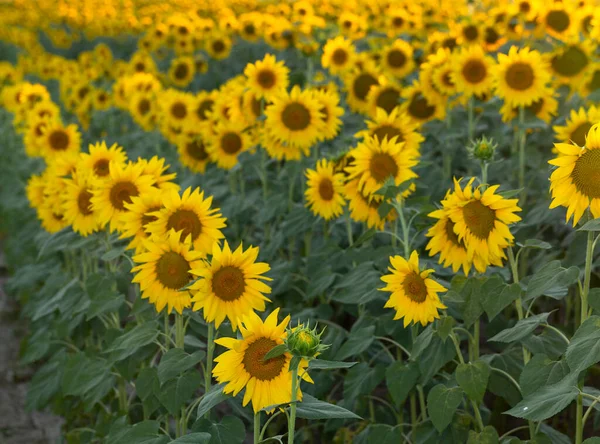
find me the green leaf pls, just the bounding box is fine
[427,384,463,433]
[85,273,124,320]
[489,312,551,343]
[417,335,456,384]
[566,315,600,373]
[410,325,433,360]
[461,277,485,327]
[525,261,579,301]
[436,316,455,342]
[32,277,78,321]
[588,288,600,313]
[332,262,382,304]
[197,383,229,419]
[356,424,403,443]
[498,188,523,199]
[308,359,357,370]
[334,326,375,361]
[61,352,112,397]
[296,394,361,420]
[504,373,579,421]
[21,328,51,364]
[577,218,600,231]
[343,362,386,402]
[306,272,337,300]
[518,239,552,250]
[386,361,420,407]
[192,416,245,444]
[263,344,288,362]
[168,433,211,444]
[466,426,499,444]
[101,246,126,261]
[158,349,205,385]
[107,420,165,444]
[158,371,202,415]
[455,361,490,403]
[352,228,376,247]
[136,367,160,401]
[25,353,66,410]
[519,354,558,397]
[583,439,600,444]
[106,321,159,362]
[481,282,522,322]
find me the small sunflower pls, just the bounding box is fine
[451,45,495,98]
[120,188,166,253]
[213,309,313,413]
[380,251,447,327]
[344,177,398,230]
[500,92,558,124]
[40,122,81,159]
[62,172,101,237]
[366,76,402,116]
[132,230,204,314]
[177,132,211,174]
[206,122,252,170]
[205,33,232,60]
[261,129,308,161]
[549,123,600,226]
[400,81,446,126]
[381,40,415,79]
[146,186,227,255]
[547,41,595,86]
[37,201,69,234]
[190,241,272,331]
[244,54,289,99]
[129,92,158,131]
[540,3,576,40]
[553,106,600,148]
[579,63,600,98]
[321,36,356,75]
[26,173,47,209]
[138,156,179,192]
[159,89,195,129]
[79,141,128,181]
[311,89,344,142]
[343,67,380,114]
[168,56,196,88]
[305,159,346,220]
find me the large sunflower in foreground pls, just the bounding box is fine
[492,46,550,108]
[305,159,346,220]
[213,309,313,413]
[445,178,522,264]
[244,53,289,99]
[553,106,600,149]
[549,123,600,226]
[190,241,272,330]
[380,251,447,327]
[61,172,100,237]
[132,231,204,314]
[146,186,226,255]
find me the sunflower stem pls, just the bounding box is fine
[288,365,299,444]
[467,96,474,142]
[175,312,185,349]
[518,105,526,201]
[204,323,215,418]
[254,411,260,444]
[410,393,417,438]
[164,311,170,351]
[396,198,410,259]
[345,212,353,247]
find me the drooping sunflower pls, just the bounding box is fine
[445,178,522,264]
[61,172,100,237]
[311,89,344,142]
[492,46,551,108]
[120,188,165,253]
[343,66,380,114]
[40,122,81,159]
[146,186,227,255]
[380,251,447,327]
[132,230,204,314]
[321,36,356,75]
[190,241,271,330]
[451,45,495,98]
[91,161,156,232]
[553,106,600,148]
[78,141,128,181]
[177,132,211,174]
[381,40,415,79]
[305,159,346,220]
[345,136,418,197]
[213,309,313,413]
[264,86,324,150]
[206,122,252,170]
[168,56,196,88]
[549,123,600,226]
[244,54,289,99]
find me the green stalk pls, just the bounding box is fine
[175,313,186,438]
[204,323,215,418]
[254,411,260,444]
[576,395,584,444]
[288,366,299,444]
[164,311,170,351]
[346,213,353,247]
[397,198,410,259]
[410,393,417,438]
[467,96,475,142]
[518,106,526,200]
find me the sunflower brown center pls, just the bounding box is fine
[257,69,276,89]
[376,87,400,114]
[526,98,544,116]
[546,10,570,32]
[408,93,435,120]
[331,48,348,66]
[244,23,256,36]
[174,63,189,80]
[212,265,245,301]
[318,178,334,201]
[353,73,378,101]
[109,181,139,210]
[387,49,407,68]
[167,209,202,241]
[369,152,399,182]
[571,122,593,147]
[442,38,457,51]
[77,190,93,216]
[94,159,110,177]
[462,59,487,84]
[393,17,404,28]
[462,200,495,239]
[171,102,187,119]
[135,62,145,72]
[519,1,531,13]
[588,70,600,93]
[551,46,588,77]
[484,27,500,44]
[402,272,427,303]
[141,206,161,231]
[196,99,214,120]
[444,219,464,247]
[372,125,404,143]
[463,25,479,41]
[221,132,242,154]
[155,251,191,290]
[212,40,225,53]
[505,62,534,91]
[49,130,70,151]
[242,337,286,381]
[282,102,310,130]
[571,149,600,198]
[138,98,151,115]
[187,140,209,160]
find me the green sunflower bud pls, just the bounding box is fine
[285,321,329,359]
[469,136,497,162]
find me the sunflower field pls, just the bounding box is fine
[3,0,600,443]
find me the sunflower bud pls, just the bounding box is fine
[285,321,329,359]
[469,136,497,162]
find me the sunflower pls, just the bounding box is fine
[311,89,344,142]
[190,241,271,330]
[159,90,194,129]
[244,54,289,99]
[380,251,447,327]
[206,122,252,170]
[129,92,158,131]
[191,90,218,126]
[451,45,495,98]
[445,178,522,264]
[90,161,156,232]
[92,89,112,111]
[205,33,232,60]
[79,141,128,181]
[146,186,226,255]
[264,86,324,150]
[120,188,165,253]
[400,81,446,126]
[23,115,56,158]
[482,23,507,52]
[26,173,47,209]
[385,8,413,37]
[366,77,403,117]
[579,63,600,98]
[549,124,600,226]
[492,46,550,108]
[500,91,558,124]
[261,129,308,161]
[553,106,600,148]
[40,122,81,159]
[381,40,415,79]
[547,41,595,86]
[356,107,424,156]
[177,132,211,174]
[138,156,179,192]
[539,3,576,40]
[37,201,69,234]
[305,159,346,220]
[168,56,195,88]
[343,66,380,114]
[345,136,418,197]
[61,172,100,237]
[213,309,313,413]
[132,230,204,314]
[321,36,356,76]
